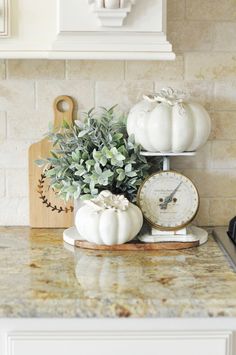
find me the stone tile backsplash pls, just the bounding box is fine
[7,60,65,80]
[185,53,236,81]
[125,56,184,80]
[0,0,236,226]
[186,0,236,21]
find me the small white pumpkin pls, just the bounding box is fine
[127,88,211,153]
[75,191,143,245]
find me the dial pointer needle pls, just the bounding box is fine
[159,182,182,210]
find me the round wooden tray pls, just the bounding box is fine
[63,227,206,251]
[74,239,199,251]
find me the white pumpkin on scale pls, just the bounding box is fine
[127,88,211,153]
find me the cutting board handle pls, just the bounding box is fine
[53,95,74,129]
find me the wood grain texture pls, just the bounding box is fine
[29,95,74,228]
[74,240,200,251]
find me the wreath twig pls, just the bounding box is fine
[37,173,74,214]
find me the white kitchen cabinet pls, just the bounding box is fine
[0,0,10,36]
[6,331,232,355]
[0,319,234,355]
[0,0,175,60]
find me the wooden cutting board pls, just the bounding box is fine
[29,95,74,228]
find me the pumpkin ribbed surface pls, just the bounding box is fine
[75,203,143,245]
[127,100,211,153]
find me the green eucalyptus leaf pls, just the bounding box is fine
[62,119,70,129]
[117,171,126,181]
[128,134,135,144]
[80,194,92,200]
[87,107,95,116]
[82,151,89,160]
[111,158,124,167]
[86,160,95,169]
[91,188,99,195]
[94,162,102,175]
[126,171,137,178]
[93,150,102,161]
[50,151,58,159]
[116,152,126,161]
[104,149,113,159]
[74,165,86,176]
[46,168,56,177]
[125,164,132,173]
[78,130,89,137]
[113,133,123,141]
[118,145,127,156]
[102,169,113,179]
[66,192,71,201]
[35,159,46,167]
[108,104,118,113]
[110,147,118,155]
[100,156,107,167]
[72,151,81,162]
[98,176,108,185]
[74,120,84,129]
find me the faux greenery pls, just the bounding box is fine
[36,106,151,202]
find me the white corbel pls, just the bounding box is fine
[88,0,136,27]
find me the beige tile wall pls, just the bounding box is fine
[0,0,236,226]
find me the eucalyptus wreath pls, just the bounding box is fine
[36,106,151,202]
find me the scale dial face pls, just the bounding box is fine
[137,171,199,231]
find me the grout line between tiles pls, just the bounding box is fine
[3,168,6,198]
[4,59,7,79]
[65,60,68,80]
[94,81,97,108]
[5,111,8,138]
[124,61,127,80]
[34,81,38,110]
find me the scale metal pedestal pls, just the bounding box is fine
[138,151,208,246]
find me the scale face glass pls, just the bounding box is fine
[137,171,199,231]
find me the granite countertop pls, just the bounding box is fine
[0,226,236,318]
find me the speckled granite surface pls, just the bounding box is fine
[0,226,236,318]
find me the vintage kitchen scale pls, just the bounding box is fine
[136,151,208,245]
[64,151,208,250]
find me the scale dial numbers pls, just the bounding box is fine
[137,171,199,231]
